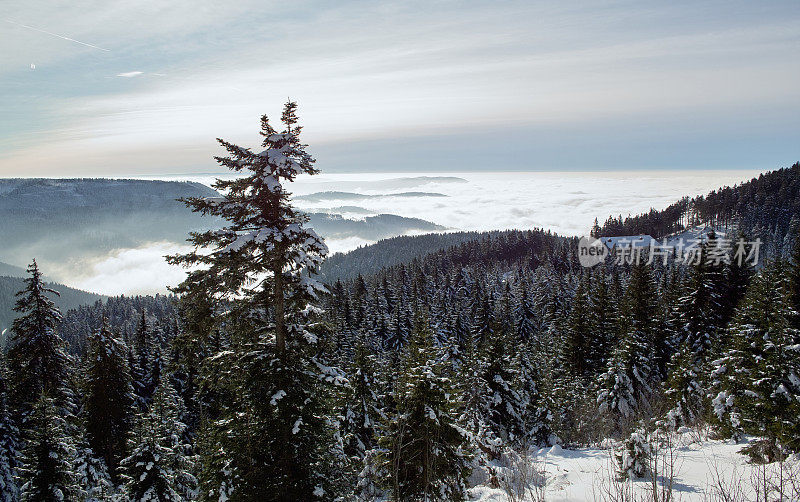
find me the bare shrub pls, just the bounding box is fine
[593,447,637,502]
[646,428,680,502]
[497,448,547,502]
[704,450,800,502]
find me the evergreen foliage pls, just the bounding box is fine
[167,102,344,500]
[377,314,471,501]
[597,262,657,423]
[711,262,800,453]
[7,261,70,414]
[82,318,134,480]
[120,381,196,501]
[0,355,19,502]
[18,395,76,502]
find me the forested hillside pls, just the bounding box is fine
[320,230,518,283]
[596,162,800,247]
[0,179,219,280]
[0,262,26,278]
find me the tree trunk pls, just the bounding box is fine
[274,263,286,355]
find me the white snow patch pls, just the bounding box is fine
[470,433,793,502]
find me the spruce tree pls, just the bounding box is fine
[659,267,685,380]
[120,381,196,501]
[340,332,384,463]
[83,318,134,480]
[455,319,497,458]
[514,343,551,447]
[0,354,19,502]
[563,272,591,378]
[171,293,215,443]
[8,260,69,415]
[719,232,754,327]
[788,226,800,332]
[664,235,725,428]
[711,262,800,453]
[131,311,157,410]
[588,266,618,375]
[512,282,536,343]
[480,325,525,445]
[168,102,342,500]
[597,262,657,426]
[378,314,471,501]
[19,395,76,502]
[73,438,115,502]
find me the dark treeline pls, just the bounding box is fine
[0,106,798,501]
[595,162,800,245]
[320,231,498,284]
[58,295,178,355]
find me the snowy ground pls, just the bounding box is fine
[469,432,798,501]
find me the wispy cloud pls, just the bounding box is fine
[0,1,798,175]
[3,18,110,52]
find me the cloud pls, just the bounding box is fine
[39,169,768,295]
[68,242,190,295]
[289,169,766,238]
[0,1,798,175]
[116,71,143,78]
[3,18,110,52]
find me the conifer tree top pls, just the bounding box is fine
[169,101,328,301]
[11,260,62,339]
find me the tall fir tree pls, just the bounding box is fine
[665,235,725,428]
[588,266,618,375]
[131,310,159,410]
[340,332,384,465]
[73,435,115,502]
[711,262,800,453]
[563,272,592,378]
[120,381,196,502]
[788,226,800,332]
[19,395,76,502]
[514,343,551,447]
[377,314,471,501]
[7,260,70,415]
[719,232,754,327]
[512,281,537,344]
[168,102,344,500]
[0,354,19,502]
[480,325,526,446]
[82,318,134,481]
[597,261,657,427]
[455,317,497,459]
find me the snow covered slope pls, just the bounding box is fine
[470,432,798,501]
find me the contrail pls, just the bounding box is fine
[4,18,110,52]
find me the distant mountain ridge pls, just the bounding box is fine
[0,178,447,290]
[321,162,800,284]
[320,231,503,283]
[0,262,26,278]
[296,191,447,202]
[0,276,105,342]
[0,178,218,213]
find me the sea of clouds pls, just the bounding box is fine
[73,169,762,295]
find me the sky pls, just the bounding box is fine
[0,0,798,176]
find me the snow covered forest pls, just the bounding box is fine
[1,103,800,501]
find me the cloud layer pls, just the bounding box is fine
[57,169,764,295]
